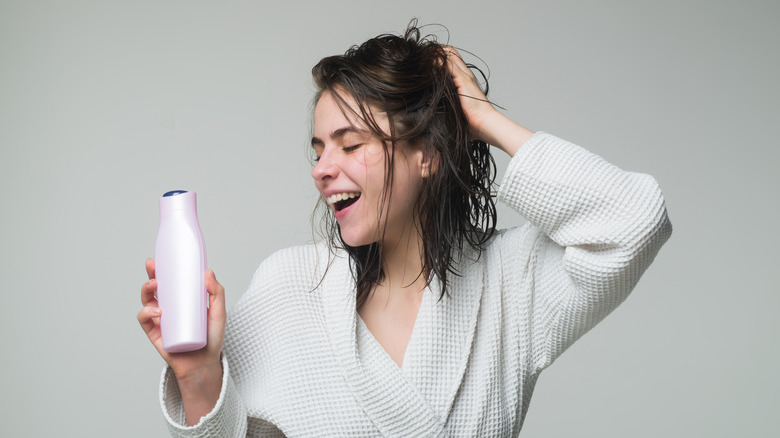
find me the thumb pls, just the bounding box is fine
[205,269,226,320]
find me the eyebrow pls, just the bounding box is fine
[311,126,364,148]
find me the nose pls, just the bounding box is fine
[311,148,339,182]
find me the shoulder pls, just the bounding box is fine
[482,222,539,260]
[228,242,333,319]
[223,243,342,376]
[227,242,337,329]
[251,243,323,279]
[447,224,539,284]
[244,242,334,298]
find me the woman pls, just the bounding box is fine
[139,24,672,436]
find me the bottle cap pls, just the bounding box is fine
[163,190,188,197]
[159,190,197,213]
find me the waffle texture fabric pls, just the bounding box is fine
[159,132,672,437]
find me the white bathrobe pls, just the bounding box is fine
[160,132,672,437]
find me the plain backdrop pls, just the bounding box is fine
[1,0,778,436]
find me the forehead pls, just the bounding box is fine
[313,91,388,138]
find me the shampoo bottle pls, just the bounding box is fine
[155,190,208,353]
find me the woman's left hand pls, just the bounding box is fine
[444,46,534,157]
[443,46,500,142]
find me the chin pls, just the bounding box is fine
[340,234,370,248]
[338,227,375,248]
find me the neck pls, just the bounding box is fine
[379,221,427,296]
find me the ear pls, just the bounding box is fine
[416,146,438,179]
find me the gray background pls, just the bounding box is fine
[1,0,777,436]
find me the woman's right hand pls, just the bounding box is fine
[137,258,225,424]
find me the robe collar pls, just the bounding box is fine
[319,249,484,436]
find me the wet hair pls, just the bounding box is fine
[311,20,497,307]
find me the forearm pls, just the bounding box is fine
[474,110,534,157]
[161,355,249,437]
[175,362,224,426]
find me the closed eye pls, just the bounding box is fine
[312,144,362,163]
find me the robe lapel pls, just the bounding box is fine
[320,254,447,437]
[401,254,485,424]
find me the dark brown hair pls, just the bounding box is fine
[311,21,497,307]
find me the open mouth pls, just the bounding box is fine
[326,192,361,212]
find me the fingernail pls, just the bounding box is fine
[151,308,161,315]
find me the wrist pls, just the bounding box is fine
[174,360,223,393]
[172,360,224,426]
[478,112,533,157]
[469,108,502,142]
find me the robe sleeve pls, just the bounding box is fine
[159,355,248,437]
[497,131,672,370]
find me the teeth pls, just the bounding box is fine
[326,192,360,205]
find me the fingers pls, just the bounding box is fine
[204,270,227,323]
[443,46,472,78]
[202,270,227,355]
[142,258,158,306]
[442,45,460,60]
[443,46,463,64]
[146,258,156,280]
[205,269,224,299]
[137,305,161,336]
[443,47,484,101]
[141,278,158,307]
[139,258,163,351]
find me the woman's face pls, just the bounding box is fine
[311,91,425,247]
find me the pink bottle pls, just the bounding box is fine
[155,190,208,353]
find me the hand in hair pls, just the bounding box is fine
[443,47,497,140]
[444,46,533,157]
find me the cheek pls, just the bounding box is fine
[358,147,387,188]
[360,145,385,169]
[391,154,425,210]
[395,174,423,211]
